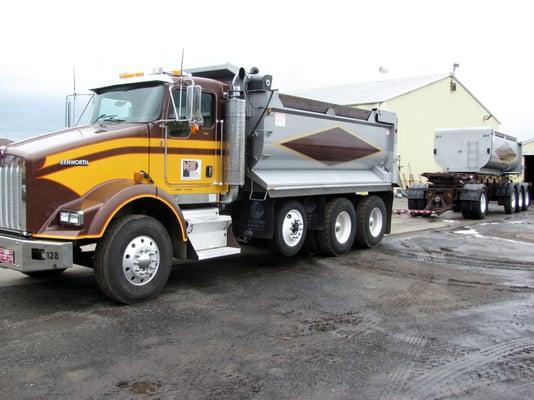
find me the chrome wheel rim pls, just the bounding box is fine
[369,207,383,238]
[122,235,160,286]
[334,211,352,244]
[511,191,516,209]
[282,209,304,247]
[518,191,524,208]
[526,191,531,207]
[480,193,487,214]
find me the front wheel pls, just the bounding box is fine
[272,200,307,257]
[94,214,173,304]
[354,196,387,248]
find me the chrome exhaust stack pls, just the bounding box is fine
[222,68,247,204]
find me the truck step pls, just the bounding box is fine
[182,208,237,254]
[195,246,241,261]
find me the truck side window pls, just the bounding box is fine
[168,91,215,138]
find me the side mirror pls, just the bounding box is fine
[186,85,204,129]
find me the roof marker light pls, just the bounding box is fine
[119,72,145,79]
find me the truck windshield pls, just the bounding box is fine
[90,83,164,124]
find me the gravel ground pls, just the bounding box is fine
[1,206,533,399]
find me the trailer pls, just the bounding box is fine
[406,128,531,219]
[0,65,397,303]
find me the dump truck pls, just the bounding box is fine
[407,127,531,219]
[0,65,397,303]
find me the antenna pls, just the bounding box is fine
[72,67,77,125]
[452,63,460,76]
[73,67,76,95]
[180,48,185,76]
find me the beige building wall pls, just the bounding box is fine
[523,140,534,156]
[353,78,499,186]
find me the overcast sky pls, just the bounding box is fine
[1,0,533,140]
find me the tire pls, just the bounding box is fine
[316,198,356,256]
[408,198,426,211]
[94,214,173,304]
[271,200,307,257]
[516,186,524,212]
[354,196,387,249]
[460,200,472,219]
[304,231,321,255]
[523,188,531,211]
[469,191,488,220]
[504,187,517,214]
[22,269,66,278]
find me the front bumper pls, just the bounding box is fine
[0,234,73,273]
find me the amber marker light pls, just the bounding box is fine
[119,72,145,79]
[190,123,201,134]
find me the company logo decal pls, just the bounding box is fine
[59,159,89,166]
[280,126,381,165]
[495,143,517,163]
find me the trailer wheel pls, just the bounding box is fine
[523,188,530,211]
[94,214,173,304]
[272,200,307,257]
[504,188,517,214]
[469,191,488,220]
[408,198,426,210]
[408,198,427,215]
[354,196,386,249]
[516,185,524,212]
[460,201,472,219]
[315,198,356,256]
[22,269,66,278]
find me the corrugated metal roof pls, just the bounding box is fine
[290,74,449,105]
[290,73,500,124]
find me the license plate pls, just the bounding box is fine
[0,247,14,265]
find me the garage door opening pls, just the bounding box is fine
[524,155,534,185]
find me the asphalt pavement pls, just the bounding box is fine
[1,202,533,399]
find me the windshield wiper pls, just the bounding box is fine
[92,114,125,124]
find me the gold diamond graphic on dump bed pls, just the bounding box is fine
[281,127,380,165]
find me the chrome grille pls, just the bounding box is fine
[0,163,26,232]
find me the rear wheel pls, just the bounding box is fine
[408,198,427,216]
[94,214,173,304]
[470,191,488,220]
[504,188,517,214]
[523,188,531,211]
[408,198,426,210]
[272,200,307,257]
[316,198,356,256]
[22,269,66,278]
[354,196,386,248]
[516,186,524,212]
[460,200,472,218]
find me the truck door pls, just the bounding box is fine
[155,88,224,201]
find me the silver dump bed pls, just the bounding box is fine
[245,92,397,197]
[434,128,522,175]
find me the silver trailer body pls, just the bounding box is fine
[244,92,397,198]
[434,128,522,175]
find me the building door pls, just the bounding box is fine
[524,155,534,185]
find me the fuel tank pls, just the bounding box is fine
[434,128,522,175]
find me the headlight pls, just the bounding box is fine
[59,210,84,226]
